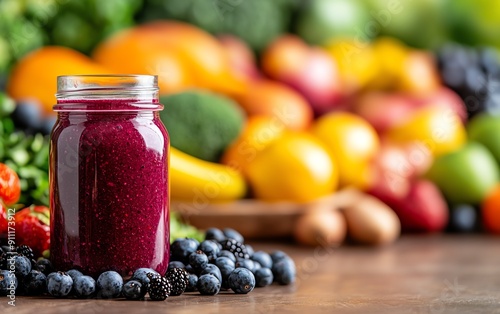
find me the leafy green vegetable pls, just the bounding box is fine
[170,212,204,243]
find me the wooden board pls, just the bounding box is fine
[172,189,362,239]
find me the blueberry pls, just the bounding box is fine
[185,264,194,274]
[186,273,198,292]
[448,204,479,232]
[35,258,54,275]
[254,267,273,287]
[198,240,220,262]
[168,261,185,271]
[228,268,255,294]
[197,274,220,295]
[66,269,83,282]
[96,271,123,298]
[215,256,235,289]
[189,250,209,273]
[270,250,290,263]
[131,268,160,288]
[251,251,273,269]
[218,250,236,262]
[23,270,47,295]
[47,271,73,297]
[39,116,57,135]
[205,228,225,242]
[73,275,96,298]
[272,257,296,285]
[122,280,146,300]
[252,261,261,272]
[171,238,199,264]
[200,264,222,283]
[0,269,18,295]
[11,100,44,131]
[245,244,254,257]
[223,228,244,243]
[235,258,255,272]
[13,255,31,277]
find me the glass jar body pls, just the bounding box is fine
[49,76,169,277]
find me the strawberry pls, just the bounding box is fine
[0,163,21,206]
[14,205,50,257]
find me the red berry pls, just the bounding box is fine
[15,206,50,256]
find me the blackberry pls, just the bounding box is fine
[147,273,171,301]
[16,245,35,261]
[166,268,189,296]
[220,239,249,259]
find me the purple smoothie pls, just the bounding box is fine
[49,99,169,277]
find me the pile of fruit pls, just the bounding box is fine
[2,13,500,248]
[0,228,295,299]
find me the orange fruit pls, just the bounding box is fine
[310,112,380,189]
[92,29,190,94]
[94,21,246,96]
[246,132,338,203]
[482,184,500,233]
[261,35,309,80]
[235,80,313,131]
[221,116,286,175]
[7,46,112,114]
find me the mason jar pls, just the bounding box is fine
[49,75,169,277]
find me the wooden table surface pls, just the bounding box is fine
[2,235,500,314]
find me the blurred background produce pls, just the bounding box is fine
[1,0,500,250]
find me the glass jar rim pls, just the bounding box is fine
[56,74,158,95]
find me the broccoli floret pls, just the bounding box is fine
[159,90,245,162]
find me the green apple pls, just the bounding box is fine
[425,142,499,204]
[467,114,500,164]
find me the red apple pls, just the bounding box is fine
[351,92,416,133]
[370,179,448,233]
[262,35,343,115]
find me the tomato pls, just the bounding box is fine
[482,184,500,233]
[310,112,379,190]
[0,163,21,206]
[246,132,338,203]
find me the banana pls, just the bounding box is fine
[170,147,247,202]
